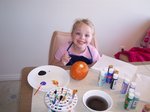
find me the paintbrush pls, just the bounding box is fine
[34,81,46,95]
[72,89,78,99]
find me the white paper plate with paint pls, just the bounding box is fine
[27,65,70,92]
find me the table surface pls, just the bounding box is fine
[18,62,150,112]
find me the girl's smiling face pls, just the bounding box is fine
[72,23,93,51]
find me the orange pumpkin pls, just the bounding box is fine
[70,61,89,80]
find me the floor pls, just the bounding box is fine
[0,80,20,112]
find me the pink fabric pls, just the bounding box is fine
[114,47,150,62]
[55,42,101,63]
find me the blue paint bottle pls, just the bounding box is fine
[106,68,114,83]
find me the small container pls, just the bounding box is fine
[128,88,135,94]
[98,70,106,86]
[107,65,113,73]
[131,92,140,109]
[120,78,130,94]
[128,82,136,92]
[110,73,119,89]
[142,104,150,112]
[125,88,135,99]
[114,69,119,74]
[106,68,114,83]
[124,92,134,110]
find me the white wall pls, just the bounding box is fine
[0,0,150,80]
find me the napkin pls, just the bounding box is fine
[91,54,137,81]
[135,74,150,103]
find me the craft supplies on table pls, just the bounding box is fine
[45,87,78,112]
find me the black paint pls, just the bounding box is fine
[86,96,108,111]
[38,70,46,76]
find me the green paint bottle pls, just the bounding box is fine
[124,92,134,110]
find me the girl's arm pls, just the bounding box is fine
[52,52,71,70]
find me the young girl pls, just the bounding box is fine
[53,19,101,67]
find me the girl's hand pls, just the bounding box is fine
[61,52,71,65]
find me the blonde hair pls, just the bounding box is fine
[71,19,95,36]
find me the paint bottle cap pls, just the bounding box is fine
[108,65,113,68]
[124,78,130,84]
[130,82,136,89]
[109,68,114,73]
[114,69,119,74]
[113,73,119,79]
[128,93,134,99]
[128,88,135,94]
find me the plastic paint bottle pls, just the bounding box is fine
[124,92,134,110]
[110,73,119,89]
[106,68,114,83]
[125,88,135,100]
[131,92,140,109]
[98,70,106,86]
[120,78,130,94]
[142,104,150,112]
[128,82,136,93]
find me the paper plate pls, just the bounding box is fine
[27,65,70,92]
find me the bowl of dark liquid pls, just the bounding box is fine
[83,90,113,112]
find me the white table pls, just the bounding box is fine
[31,64,150,112]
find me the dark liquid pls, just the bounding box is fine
[38,70,46,76]
[86,96,108,111]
